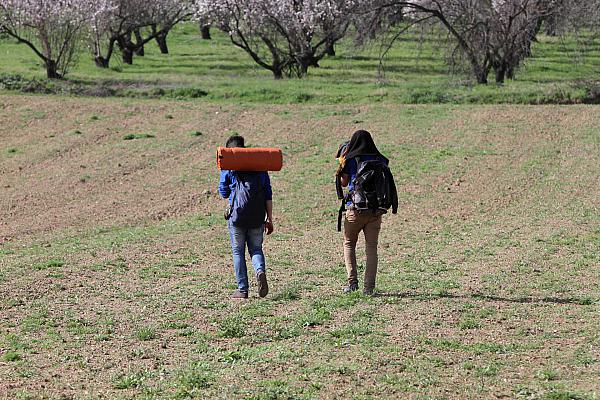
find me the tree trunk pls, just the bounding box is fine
[272,67,283,80]
[134,29,144,56]
[94,56,109,68]
[495,65,506,84]
[506,65,515,80]
[326,43,335,57]
[545,15,558,36]
[475,66,488,84]
[118,34,134,65]
[200,25,211,40]
[94,37,116,69]
[122,47,133,65]
[45,59,60,79]
[155,32,169,54]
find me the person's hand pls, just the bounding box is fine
[265,220,274,235]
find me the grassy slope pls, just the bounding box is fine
[0,24,599,104]
[0,94,598,399]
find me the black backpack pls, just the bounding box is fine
[336,157,398,232]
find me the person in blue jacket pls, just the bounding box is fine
[218,135,274,299]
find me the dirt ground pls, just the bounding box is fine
[0,94,598,399]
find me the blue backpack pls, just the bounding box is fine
[229,172,266,228]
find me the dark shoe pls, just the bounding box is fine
[343,282,359,293]
[231,290,248,299]
[256,271,269,298]
[363,288,374,296]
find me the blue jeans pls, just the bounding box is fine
[228,221,266,292]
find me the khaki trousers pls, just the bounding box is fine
[343,209,383,290]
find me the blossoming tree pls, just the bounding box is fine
[196,0,361,78]
[0,0,105,78]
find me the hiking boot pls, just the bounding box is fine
[231,290,248,299]
[256,271,269,298]
[343,282,359,293]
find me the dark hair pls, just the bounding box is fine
[226,135,245,148]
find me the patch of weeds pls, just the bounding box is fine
[94,333,112,342]
[123,133,156,140]
[3,351,21,362]
[72,130,83,135]
[113,371,146,389]
[218,315,245,338]
[67,318,95,336]
[173,363,213,398]
[16,366,35,378]
[294,92,314,103]
[6,148,19,155]
[130,348,150,359]
[0,73,29,90]
[542,390,591,400]
[241,301,273,318]
[34,259,64,270]
[220,349,244,364]
[329,324,371,340]
[537,368,559,381]
[249,380,296,400]
[189,130,203,137]
[572,346,596,366]
[79,174,91,183]
[168,87,208,98]
[89,115,99,121]
[272,284,301,302]
[165,114,174,119]
[135,327,157,341]
[475,362,500,378]
[21,309,50,333]
[275,324,301,340]
[458,314,481,330]
[297,306,331,328]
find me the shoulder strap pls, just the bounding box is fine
[337,197,347,232]
[230,171,238,204]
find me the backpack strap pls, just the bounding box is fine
[231,171,238,204]
[337,157,359,232]
[337,197,347,232]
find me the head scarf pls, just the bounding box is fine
[338,130,387,172]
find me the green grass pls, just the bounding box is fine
[0,24,599,104]
[135,327,157,342]
[122,133,156,140]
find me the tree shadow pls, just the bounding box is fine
[375,291,595,306]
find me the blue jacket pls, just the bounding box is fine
[218,170,273,204]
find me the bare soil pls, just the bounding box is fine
[0,95,598,399]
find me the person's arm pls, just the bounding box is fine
[265,200,274,235]
[263,172,274,234]
[218,171,231,199]
[340,173,350,187]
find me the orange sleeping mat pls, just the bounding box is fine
[217,147,283,172]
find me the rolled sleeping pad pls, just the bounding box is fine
[217,147,283,172]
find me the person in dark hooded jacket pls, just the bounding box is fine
[336,130,390,295]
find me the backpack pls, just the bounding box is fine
[229,172,266,228]
[336,157,398,232]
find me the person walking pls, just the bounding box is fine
[335,130,397,296]
[219,135,274,299]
